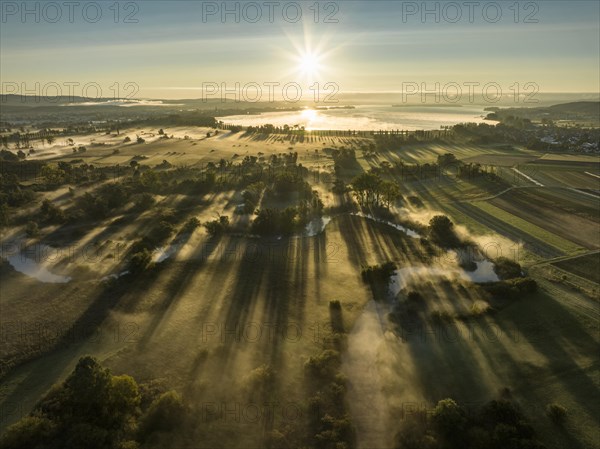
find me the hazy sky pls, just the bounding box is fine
[1,1,599,99]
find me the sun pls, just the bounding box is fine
[298,52,320,77]
[295,50,324,81]
[279,28,337,86]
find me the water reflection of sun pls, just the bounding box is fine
[301,108,320,130]
[301,108,317,121]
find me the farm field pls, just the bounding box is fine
[389,143,539,165]
[469,202,584,255]
[553,252,600,284]
[1,106,599,449]
[516,162,600,189]
[489,188,600,250]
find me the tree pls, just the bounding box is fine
[432,399,466,442]
[1,357,142,449]
[251,208,300,236]
[493,257,522,280]
[139,170,161,192]
[0,416,57,449]
[132,193,155,211]
[137,391,185,440]
[204,215,230,236]
[428,215,460,248]
[40,165,66,186]
[40,199,65,223]
[361,261,397,285]
[25,221,39,237]
[78,192,108,219]
[0,202,9,227]
[546,403,567,425]
[182,217,200,233]
[148,221,174,244]
[351,172,382,206]
[332,178,346,194]
[108,375,141,427]
[129,249,151,273]
[380,180,401,208]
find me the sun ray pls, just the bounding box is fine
[275,23,343,90]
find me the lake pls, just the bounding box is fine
[218,105,492,131]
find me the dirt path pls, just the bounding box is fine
[527,249,600,269]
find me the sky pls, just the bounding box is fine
[1,1,599,99]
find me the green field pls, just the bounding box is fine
[472,202,584,255]
[553,252,600,284]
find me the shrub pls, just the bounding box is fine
[392,397,545,449]
[430,310,454,322]
[129,249,151,274]
[470,302,490,316]
[432,399,467,441]
[406,291,422,302]
[493,257,523,280]
[361,261,397,284]
[40,199,65,223]
[244,365,275,398]
[251,208,299,236]
[408,196,424,207]
[132,193,155,211]
[25,221,39,237]
[481,278,537,300]
[0,415,57,449]
[148,221,174,244]
[546,403,567,425]
[157,208,177,224]
[182,217,200,233]
[481,399,523,427]
[511,277,537,294]
[304,350,342,381]
[204,215,230,236]
[137,391,185,441]
[78,192,108,220]
[0,202,8,227]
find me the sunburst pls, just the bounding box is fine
[297,51,322,79]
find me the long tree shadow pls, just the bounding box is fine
[497,288,600,420]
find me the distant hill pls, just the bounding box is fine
[547,101,600,115]
[486,101,600,123]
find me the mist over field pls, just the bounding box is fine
[0,2,599,449]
